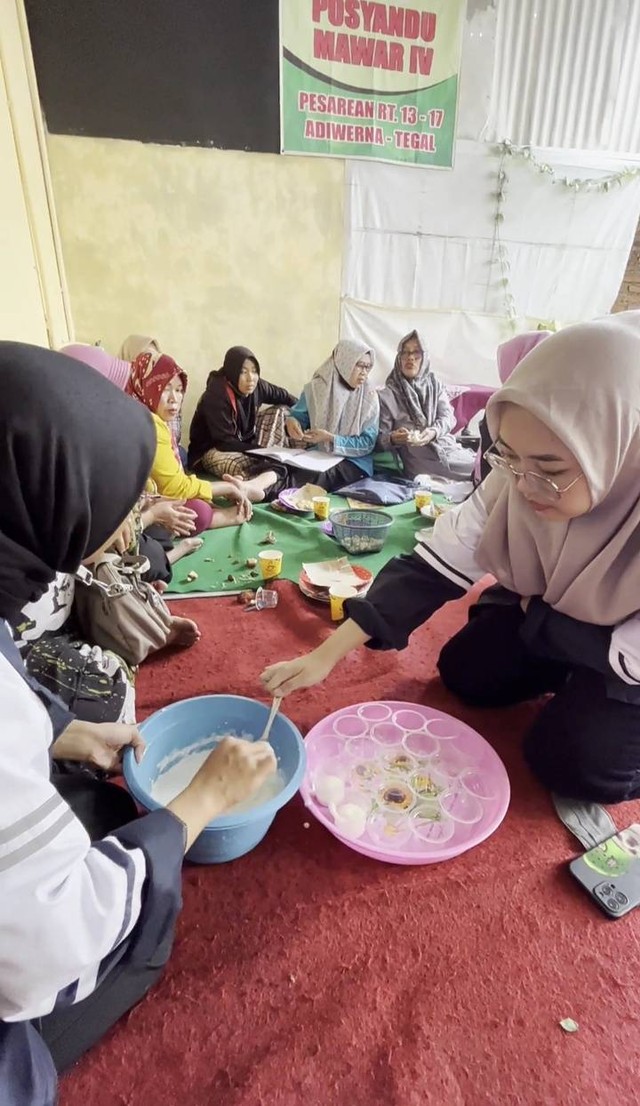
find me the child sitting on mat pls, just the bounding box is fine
[262,312,640,806]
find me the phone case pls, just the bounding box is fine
[569,823,640,918]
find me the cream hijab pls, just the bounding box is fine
[118,335,161,361]
[475,311,640,626]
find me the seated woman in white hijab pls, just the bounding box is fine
[0,342,276,1105]
[378,330,475,481]
[283,339,380,492]
[263,312,640,806]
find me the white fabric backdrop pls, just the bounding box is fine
[342,300,533,388]
[341,140,640,385]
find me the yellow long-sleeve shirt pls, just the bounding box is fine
[150,414,213,502]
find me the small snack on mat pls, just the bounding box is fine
[226,574,235,582]
[262,530,277,545]
[246,558,258,568]
[186,570,198,582]
[238,590,254,605]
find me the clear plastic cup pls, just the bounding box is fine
[423,717,460,740]
[371,722,405,748]
[368,810,413,849]
[357,703,392,723]
[329,791,371,839]
[430,744,471,778]
[393,709,427,731]
[383,751,417,776]
[460,767,499,801]
[254,586,278,610]
[402,731,439,759]
[333,714,370,739]
[349,760,382,793]
[440,788,484,825]
[410,767,450,800]
[311,755,350,807]
[411,811,455,845]
[377,779,415,813]
[308,729,343,760]
[344,735,378,760]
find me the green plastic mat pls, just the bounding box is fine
[166,494,439,596]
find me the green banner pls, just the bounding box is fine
[280,1,465,168]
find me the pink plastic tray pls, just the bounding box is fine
[301,701,510,865]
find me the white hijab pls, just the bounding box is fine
[305,340,379,450]
[475,311,640,626]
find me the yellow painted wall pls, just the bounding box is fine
[46,134,344,429]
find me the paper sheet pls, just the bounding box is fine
[248,447,343,472]
[302,557,361,588]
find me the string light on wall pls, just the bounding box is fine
[491,152,518,324]
[496,140,640,192]
[490,140,640,325]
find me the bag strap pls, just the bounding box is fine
[75,553,151,598]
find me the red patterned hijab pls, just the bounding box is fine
[127,352,187,465]
[127,352,187,414]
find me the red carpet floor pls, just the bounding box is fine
[61,582,640,1106]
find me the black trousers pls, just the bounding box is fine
[37,780,174,1073]
[289,458,363,493]
[437,601,640,804]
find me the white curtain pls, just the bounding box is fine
[341,141,640,384]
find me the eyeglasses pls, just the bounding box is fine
[355,360,372,371]
[401,349,422,360]
[485,449,585,504]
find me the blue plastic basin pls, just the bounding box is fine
[123,694,306,863]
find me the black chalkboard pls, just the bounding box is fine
[25,0,280,153]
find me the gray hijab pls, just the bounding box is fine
[385,330,438,431]
[305,340,379,449]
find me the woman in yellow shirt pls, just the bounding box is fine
[128,352,267,529]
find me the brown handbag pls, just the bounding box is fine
[74,554,173,666]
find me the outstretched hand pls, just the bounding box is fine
[261,650,333,697]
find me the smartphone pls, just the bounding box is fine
[569,823,640,918]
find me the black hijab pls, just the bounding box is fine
[0,342,156,625]
[220,345,261,441]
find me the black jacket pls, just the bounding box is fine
[188,372,297,467]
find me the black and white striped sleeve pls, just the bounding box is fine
[413,491,488,590]
[344,494,488,651]
[609,617,640,685]
[0,657,150,1022]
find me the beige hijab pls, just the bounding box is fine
[475,311,640,626]
[118,335,161,361]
